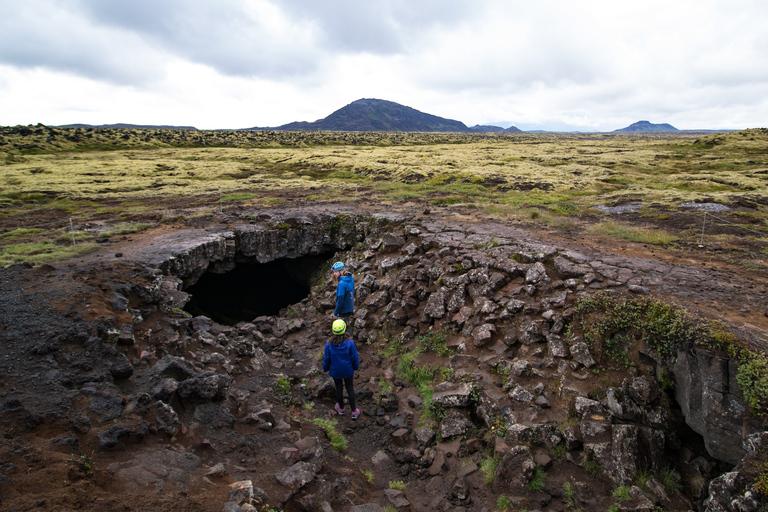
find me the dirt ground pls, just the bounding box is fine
[1,192,767,511]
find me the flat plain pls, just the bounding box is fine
[1,125,767,269]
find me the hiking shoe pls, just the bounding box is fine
[334,403,345,416]
[351,408,360,420]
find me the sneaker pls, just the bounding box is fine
[334,403,345,416]
[351,408,360,420]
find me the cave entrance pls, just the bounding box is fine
[184,253,333,325]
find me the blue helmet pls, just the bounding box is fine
[331,261,345,272]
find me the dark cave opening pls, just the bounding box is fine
[184,253,333,325]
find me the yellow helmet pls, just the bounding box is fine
[332,319,347,335]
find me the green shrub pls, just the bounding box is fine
[754,462,768,495]
[388,480,406,491]
[563,482,581,512]
[497,495,513,510]
[416,329,456,356]
[526,465,546,493]
[657,464,682,493]
[274,376,291,395]
[313,418,347,452]
[480,455,500,485]
[611,485,631,502]
[549,444,566,463]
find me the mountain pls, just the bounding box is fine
[469,124,523,133]
[614,120,678,133]
[250,99,470,132]
[58,123,197,130]
[469,124,505,132]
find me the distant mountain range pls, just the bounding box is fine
[54,101,718,133]
[58,123,198,130]
[613,120,678,133]
[248,99,521,133]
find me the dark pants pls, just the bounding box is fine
[334,376,356,411]
[338,313,353,330]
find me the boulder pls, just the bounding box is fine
[177,372,233,403]
[672,346,761,465]
[274,461,318,492]
[569,341,597,368]
[431,382,474,408]
[492,445,536,494]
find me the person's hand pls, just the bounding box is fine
[331,314,337,319]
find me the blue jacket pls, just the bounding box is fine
[334,274,355,317]
[323,338,359,379]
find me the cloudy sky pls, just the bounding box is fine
[1,0,767,131]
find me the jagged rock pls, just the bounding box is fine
[152,355,199,381]
[561,426,582,451]
[509,385,534,404]
[508,359,532,377]
[177,372,233,403]
[150,378,178,403]
[569,341,597,368]
[97,425,131,449]
[439,412,472,438]
[364,290,390,309]
[229,480,254,504]
[492,445,536,494]
[155,401,180,436]
[628,284,650,294]
[628,375,661,405]
[108,352,134,380]
[392,428,410,446]
[384,488,410,509]
[547,334,568,358]
[428,450,447,476]
[190,315,213,332]
[446,286,466,313]
[372,450,390,466]
[424,287,449,319]
[518,317,544,345]
[431,382,474,408]
[553,256,591,279]
[379,392,399,412]
[581,412,612,440]
[605,388,624,417]
[193,403,236,428]
[574,397,604,417]
[274,461,318,492]
[415,427,436,446]
[672,346,760,465]
[506,298,526,313]
[615,486,657,512]
[86,390,124,423]
[295,436,322,461]
[471,323,495,347]
[526,262,549,284]
[451,475,470,500]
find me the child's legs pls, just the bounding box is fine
[333,378,345,408]
[343,376,356,411]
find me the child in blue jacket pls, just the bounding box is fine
[323,319,360,419]
[331,261,355,325]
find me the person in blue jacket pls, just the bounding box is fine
[331,261,355,325]
[323,319,360,419]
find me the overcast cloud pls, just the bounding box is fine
[1,0,766,131]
